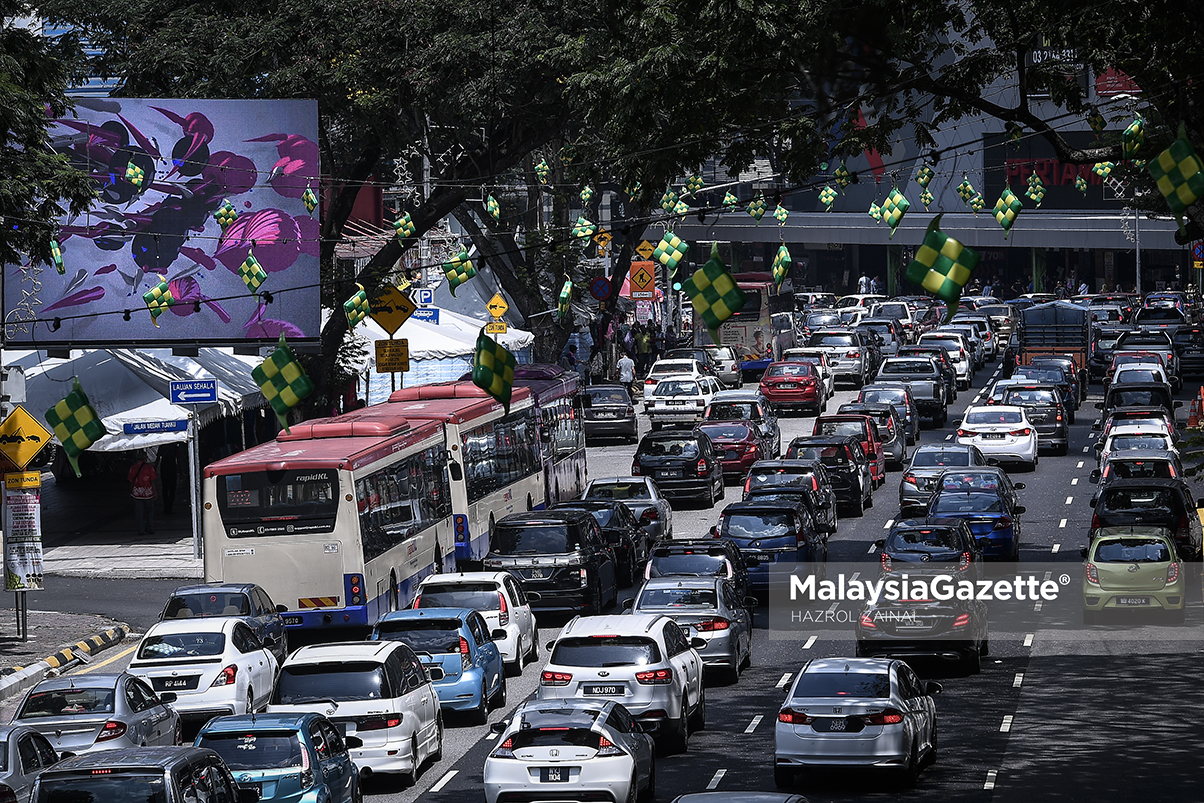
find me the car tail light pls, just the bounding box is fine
[625,406,635,417]
[579,568,589,586]
[811,475,819,491]
[491,737,517,758]
[957,429,970,437]
[412,594,421,609]
[743,476,752,493]
[596,735,626,757]
[902,473,917,486]
[95,720,128,742]
[959,551,971,571]
[847,351,860,358]
[1086,562,1100,585]
[211,665,237,687]
[631,460,641,475]
[541,671,573,686]
[640,508,658,522]
[696,459,708,476]
[358,715,402,730]
[1056,413,1063,422]
[778,708,814,724]
[859,612,877,629]
[1009,428,1032,436]
[881,552,892,572]
[695,618,730,631]
[992,517,1012,531]
[864,708,905,726]
[635,668,673,684]
[460,636,472,669]
[498,592,509,626]
[952,613,971,628]
[1101,465,1111,479]
[1091,512,1102,530]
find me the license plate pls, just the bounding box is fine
[747,553,772,563]
[594,411,618,418]
[160,677,193,689]
[780,383,797,389]
[284,616,303,625]
[657,469,681,478]
[528,569,547,579]
[669,400,688,405]
[540,767,569,783]
[981,433,1005,439]
[828,718,847,732]
[725,450,740,460]
[584,685,623,696]
[1115,596,1151,606]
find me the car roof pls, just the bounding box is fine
[497,510,595,525]
[710,389,766,402]
[146,617,240,635]
[286,641,402,664]
[790,434,860,446]
[965,404,1026,415]
[652,538,734,552]
[802,657,893,674]
[170,583,256,595]
[721,500,803,514]
[639,576,723,591]
[515,699,610,729]
[374,608,474,625]
[46,746,218,772]
[31,674,125,691]
[200,713,319,732]
[1107,423,1170,434]
[749,459,820,471]
[1099,478,1186,490]
[559,614,668,638]
[1104,450,1177,462]
[914,443,976,453]
[417,571,511,586]
[643,429,705,441]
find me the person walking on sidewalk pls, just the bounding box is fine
[617,352,637,398]
[128,451,158,535]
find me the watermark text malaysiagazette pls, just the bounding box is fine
[790,572,1062,604]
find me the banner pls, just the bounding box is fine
[4,478,44,591]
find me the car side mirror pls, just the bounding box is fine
[709,525,721,538]
[344,735,364,748]
[744,596,759,608]
[159,692,177,704]
[925,681,943,696]
[1013,482,1026,490]
[546,641,557,652]
[490,721,509,735]
[1013,505,1026,515]
[1093,443,1103,455]
[1079,546,1089,559]
[621,598,635,611]
[1090,495,1099,507]
[690,637,708,650]
[873,539,885,549]
[1095,402,1104,409]
[492,629,508,641]
[236,788,262,803]
[1091,421,1101,431]
[1173,400,1184,409]
[1197,498,1204,509]
[276,604,289,613]
[1089,470,1101,484]
[426,666,445,682]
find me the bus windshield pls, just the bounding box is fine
[217,469,338,533]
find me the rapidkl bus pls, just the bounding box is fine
[512,364,587,504]
[202,410,455,635]
[695,272,795,378]
[384,382,543,565]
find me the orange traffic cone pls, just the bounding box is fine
[1191,397,1201,429]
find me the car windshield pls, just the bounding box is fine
[793,672,891,698]
[809,334,854,347]
[816,421,864,438]
[640,439,700,458]
[374,618,465,652]
[163,592,251,619]
[551,636,661,667]
[35,775,168,803]
[1013,369,1064,383]
[1110,389,1171,408]
[1109,460,1174,479]
[932,491,1004,514]
[1004,389,1058,405]
[789,445,850,468]
[874,304,910,318]
[638,587,719,609]
[1109,435,1170,451]
[585,482,651,501]
[651,361,695,375]
[137,632,226,659]
[654,380,700,397]
[1095,538,1173,563]
[19,687,115,718]
[881,361,931,374]
[941,473,1001,492]
[1103,487,1177,513]
[1136,308,1184,322]
[650,551,728,577]
[275,661,388,703]
[725,512,793,539]
[921,337,959,351]
[1173,330,1204,346]
[509,728,604,750]
[587,388,630,405]
[707,403,759,421]
[911,449,971,467]
[806,315,840,328]
[198,730,305,770]
[965,410,1023,425]
[766,364,813,378]
[860,390,905,405]
[1095,333,1123,349]
[698,424,752,443]
[492,524,579,555]
[1115,370,1161,383]
[415,582,502,610]
[888,528,961,552]
[747,470,811,489]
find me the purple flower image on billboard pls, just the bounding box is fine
[8,98,320,346]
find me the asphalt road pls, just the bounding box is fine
[36,356,1204,803]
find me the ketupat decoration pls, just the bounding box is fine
[344,283,370,330]
[535,159,551,185]
[1088,107,1106,138]
[1007,122,1023,147]
[557,275,573,323]
[652,231,689,274]
[580,185,595,205]
[442,248,476,297]
[252,334,315,435]
[993,186,1023,238]
[238,252,268,293]
[1075,175,1088,194]
[685,175,705,193]
[302,185,318,216]
[881,188,911,238]
[747,194,767,223]
[472,328,517,413]
[1123,118,1145,160]
[44,377,108,478]
[969,192,986,215]
[774,204,790,224]
[819,186,837,211]
[624,181,642,201]
[1025,177,1047,207]
[1092,162,1115,180]
[673,199,690,216]
[904,214,980,321]
[214,199,238,230]
[772,244,791,287]
[915,165,935,188]
[125,160,145,189]
[393,212,417,241]
[486,195,501,223]
[868,202,883,223]
[919,188,934,210]
[660,189,679,212]
[956,178,976,204]
[723,191,739,208]
[683,242,747,344]
[50,239,64,275]
[1147,122,1204,234]
[142,274,175,327]
[834,162,852,190]
[571,216,597,240]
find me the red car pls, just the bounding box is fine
[813,414,886,487]
[759,362,824,414]
[697,422,772,481]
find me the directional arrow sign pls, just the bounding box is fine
[169,379,218,405]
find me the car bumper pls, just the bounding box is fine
[914,399,944,416]
[484,755,636,803]
[898,484,935,513]
[584,418,638,438]
[829,361,864,378]
[775,725,912,768]
[856,638,980,661]
[977,530,1018,559]
[647,409,705,425]
[522,586,593,612]
[956,435,1037,463]
[1082,586,1185,611]
[718,453,759,478]
[646,476,713,500]
[433,668,490,710]
[761,388,821,408]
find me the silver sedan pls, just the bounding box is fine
[0,724,61,800]
[12,673,181,757]
[583,476,673,540]
[625,576,753,684]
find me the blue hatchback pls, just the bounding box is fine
[196,713,360,803]
[370,608,505,723]
[926,487,1024,560]
[717,500,827,594]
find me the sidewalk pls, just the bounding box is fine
[0,608,127,673]
[38,473,203,580]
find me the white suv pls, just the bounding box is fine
[268,641,443,782]
[538,614,706,753]
[413,571,539,675]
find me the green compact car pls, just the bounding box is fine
[1082,527,1185,624]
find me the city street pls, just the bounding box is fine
[20,357,1204,803]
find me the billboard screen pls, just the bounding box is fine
[6,98,320,346]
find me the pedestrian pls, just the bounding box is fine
[869,275,882,295]
[559,343,579,372]
[128,450,158,535]
[635,325,653,374]
[158,441,179,515]
[857,272,871,293]
[617,351,636,397]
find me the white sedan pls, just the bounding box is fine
[1097,423,1177,466]
[646,374,722,429]
[955,405,1038,470]
[126,618,278,721]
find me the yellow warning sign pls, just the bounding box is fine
[4,471,41,490]
[485,321,509,334]
[628,260,656,300]
[369,286,417,335]
[0,407,52,471]
[375,339,411,373]
[487,293,509,319]
[635,240,656,259]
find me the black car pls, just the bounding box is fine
[161,582,288,664]
[554,499,647,587]
[874,518,985,579]
[632,429,726,506]
[785,435,874,516]
[644,538,751,602]
[1089,326,1128,382]
[1090,479,1203,562]
[31,747,258,803]
[582,384,639,443]
[1014,363,1077,418]
[856,596,990,674]
[1001,383,1070,455]
[1030,355,1088,403]
[1173,327,1204,376]
[1097,382,1180,418]
[742,458,839,534]
[484,510,618,613]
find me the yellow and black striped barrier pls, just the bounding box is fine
[42,625,130,670]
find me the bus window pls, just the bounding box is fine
[357,445,452,561]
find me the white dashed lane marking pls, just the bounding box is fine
[1059,519,1067,528]
[1071,478,1078,486]
[745,715,763,734]
[707,770,726,790]
[776,673,793,688]
[1024,633,1034,647]
[867,543,877,553]
[984,770,999,790]
[1077,461,1084,468]
[1083,445,1090,452]
[803,636,817,649]
[1013,673,1024,688]
[1065,496,1073,504]
[430,771,458,793]
[1000,715,1014,733]
[883,519,895,529]
[1051,543,1060,553]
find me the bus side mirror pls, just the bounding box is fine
[449,463,463,482]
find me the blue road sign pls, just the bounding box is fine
[1195,242,1204,261]
[414,288,435,306]
[169,379,218,405]
[123,420,188,435]
[589,276,611,301]
[412,308,440,324]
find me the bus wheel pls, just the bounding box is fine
[434,542,444,574]
[527,494,533,512]
[389,572,400,611]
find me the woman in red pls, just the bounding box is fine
[128,451,158,535]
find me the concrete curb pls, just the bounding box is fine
[0,624,130,702]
